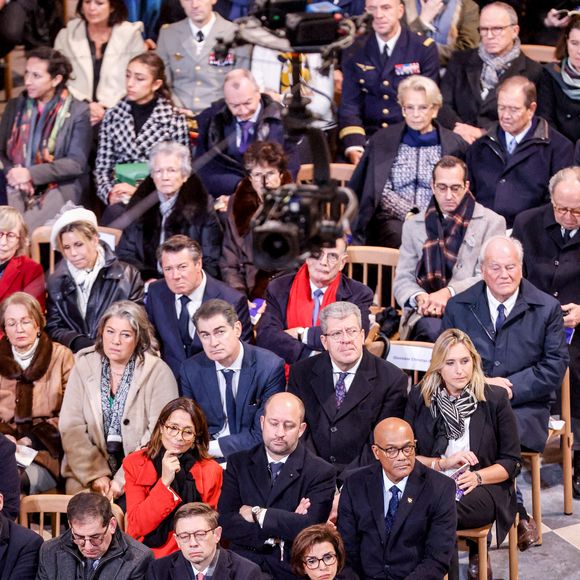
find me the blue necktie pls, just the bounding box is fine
[312,288,324,326]
[506,135,517,155]
[238,120,255,154]
[496,303,506,333]
[335,372,348,408]
[178,296,192,350]
[221,369,237,434]
[384,485,400,540]
[269,461,283,484]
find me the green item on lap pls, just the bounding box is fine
[114,162,149,186]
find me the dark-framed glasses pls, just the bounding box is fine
[309,250,342,265]
[477,24,514,36]
[163,423,196,441]
[70,525,109,547]
[175,527,216,543]
[304,552,337,570]
[374,443,416,459]
[0,231,19,242]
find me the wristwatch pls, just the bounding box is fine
[296,327,305,341]
[474,472,483,486]
[251,505,263,523]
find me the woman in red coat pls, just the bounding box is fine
[123,397,222,558]
[0,206,45,310]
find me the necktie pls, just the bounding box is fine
[221,369,237,434]
[335,372,348,408]
[178,296,192,350]
[563,229,572,244]
[381,43,389,66]
[196,30,204,42]
[384,485,400,540]
[196,573,205,580]
[84,558,96,580]
[269,461,283,484]
[496,303,506,333]
[312,288,324,326]
[506,135,517,155]
[238,120,255,154]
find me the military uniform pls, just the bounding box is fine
[338,28,439,150]
[157,15,251,115]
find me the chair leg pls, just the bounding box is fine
[530,454,543,545]
[509,520,519,580]
[563,434,574,515]
[478,535,487,578]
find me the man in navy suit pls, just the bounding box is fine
[338,418,456,580]
[288,301,407,476]
[180,299,285,460]
[147,502,265,580]
[0,434,19,520]
[146,235,252,378]
[218,393,336,580]
[0,492,44,579]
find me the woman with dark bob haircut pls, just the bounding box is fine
[291,524,354,579]
[0,47,91,229]
[123,397,223,558]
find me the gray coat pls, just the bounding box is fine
[36,528,152,580]
[156,15,251,114]
[394,201,506,308]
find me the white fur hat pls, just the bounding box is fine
[50,207,98,250]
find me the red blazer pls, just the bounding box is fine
[123,448,223,558]
[0,256,46,311]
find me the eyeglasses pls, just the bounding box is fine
[324,327,361,341]
[4,317,35,329]
[304,552,338,570]
[152,167,180,177]
[552,203,580,218]
[249,170,280,180]
[401,104,433,114]
[70,525,109,547]
[175,527,216,543]
[478,24,514,36]
[309,250,342,265]
[0,231,19,242]
[497,105,526,115]
[374,443,416,459]
[434,183,465,194]
[163,423,196,441]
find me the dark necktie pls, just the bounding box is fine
[221,369,237,434]
[384,485,400,540]
[178,296,192,350]
[238,120,255,154]
[563,229,572,244]
[335,372,348,408]
[381,43,389,66]
[269,461,283,484]
[496,303,506,333]
[312,288,324,326]
[196,30,204,43]
[84,558,96,580]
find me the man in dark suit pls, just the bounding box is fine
[338,417,456,579]
[256,238,374,364]
[442,235,569,549]
[146,235,252,378]
[439,1,543,145]
[0,434,19,520]
[147,502,265,580]
[218,392,336,580]
[512,166,580,496]
[0,492,43,579]
[288,301,407,475]
[180,299,285,460]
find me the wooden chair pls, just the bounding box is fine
[346,245,399,309]
[521,368,573,545]
[521,44,557,63]
[30,225,123,274]
[1,51,13,101]
[297,163,355,187]
[386,340,433,384]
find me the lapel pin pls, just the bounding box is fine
[407,497,413,504]
[174,53,183,61]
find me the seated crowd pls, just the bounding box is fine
[0,0,579,579]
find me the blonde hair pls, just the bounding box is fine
[57,221,99,251]
[398,75,443,108]
[419,328,486,405]
[0,206,30,256]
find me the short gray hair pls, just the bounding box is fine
[549,166,580,199]
[398,75,442,108]
[480,235,524,265]
[224,68,259,91]
[148,141,192,178]
[320,302,362,335]
[481,1,518,25]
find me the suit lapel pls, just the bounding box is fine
[248,446,271,505]
[470,289,495,342]
[468,403,486,460]
[366,463,387,544]
[502,292,529,329]
[236,346,256,432]
[174,552,195,579]
[159,283,185,357]
[267,444,304,505]
[335,352,374,420]
[388,465,426,546]
[311,354,341,421]
[467,57,484,107]
[201,359,225,436]
[179,20,199,63]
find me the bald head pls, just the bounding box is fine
[372,418,416,483]
[261,393,307,460]
[264,392,305,423]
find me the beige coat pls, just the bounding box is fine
[60,347,178,491]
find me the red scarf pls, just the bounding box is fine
[286,263,341,328]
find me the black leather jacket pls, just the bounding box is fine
[45,242,144,352]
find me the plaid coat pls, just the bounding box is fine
[94,96,189,203]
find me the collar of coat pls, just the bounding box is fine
[0,332,53,383]
[111,96,178,125]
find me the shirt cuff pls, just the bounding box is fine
[258,508,267,527]
[208,439,223,458]
[345,146,364,156]
[301,328,309,344]
[448,286,456,297]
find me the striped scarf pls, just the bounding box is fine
[415,191,475,294]
[430,386,478,440]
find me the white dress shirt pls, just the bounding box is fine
[331,354,363,394]
[381,469,408,516]
[486,287,519,327]
[188,13,216,54]
[174,270,208,337]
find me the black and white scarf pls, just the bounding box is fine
[430,386,478,440]
[478,38,521,98]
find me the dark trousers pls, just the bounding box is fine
[0,2,27,57]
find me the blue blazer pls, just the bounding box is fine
[0,514,44,580]
[338,461,456,580]
[146,274,252,378]
[0,434,19,520]
[442,279,569,452]
[180,342,286,457]
[256,273,374,364]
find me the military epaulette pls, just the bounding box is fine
[356,63,376,72]
[423,38,435,47]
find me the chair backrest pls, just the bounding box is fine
[30,225,123,274]
[346,245,399,308]
[521,44,557,63]
[386,340,434,384]
[297,163,355,187]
